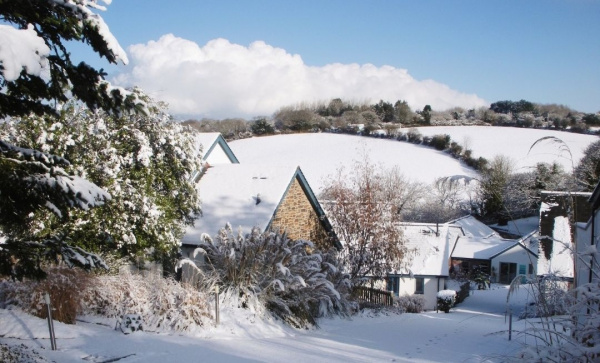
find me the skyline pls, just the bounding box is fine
[75,0,599,119]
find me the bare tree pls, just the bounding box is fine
[320,157,411,282]
[402,177,470,223]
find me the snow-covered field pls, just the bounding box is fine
[230,127,597,193]
[0,284,537,362]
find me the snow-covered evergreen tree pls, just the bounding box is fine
[0,98,202,270]
[0,140,110,278]
[0,0,144,118]
[0,0,148,278]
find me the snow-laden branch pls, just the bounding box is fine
[47,0,128,64]
[0,24,50,81]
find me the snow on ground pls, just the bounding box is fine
[230,133,478,193]
[0,285,539,362]
[229,128,597,194]
[415,126,596,174]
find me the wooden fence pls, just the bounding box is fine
[353,286,394,307]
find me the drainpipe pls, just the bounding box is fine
[590,209,596,284]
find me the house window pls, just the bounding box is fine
[528,264,534,275]
[415,277,424,294]
[387,276,399,296]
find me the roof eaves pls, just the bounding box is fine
[215,135,240,163]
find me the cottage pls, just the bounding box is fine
[181,163,340,259]
[386,223,461,310]
[450,216,537,284]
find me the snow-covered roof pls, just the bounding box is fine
[536,215,574,278]
[193,132,239,164]
[451,237,523,260]
[489,216,539,238]
[398,223,463,276]
[182,163,303,245]
[450,215,499,239]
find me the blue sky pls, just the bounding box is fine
[80,0,599,118]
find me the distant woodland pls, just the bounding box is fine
[183,98,600,140]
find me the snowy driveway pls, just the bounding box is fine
[0,285,532,363]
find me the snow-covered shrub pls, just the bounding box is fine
[471,266,490,290]
[0,266,90,324]
[436,290,457,313]
[508,275,598,361]
[118,313,143,334]
[80,271,211,333]
[185,227,352,328]
[517,275,574,319]
[395,294,425,313]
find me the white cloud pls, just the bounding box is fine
[113,34,487,119]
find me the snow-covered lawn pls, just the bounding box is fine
[230,128,597,193]
[0,284,537,362]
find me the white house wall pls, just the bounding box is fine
[490,246,536,282]
[398,276,445,311]
[576,211,599,287]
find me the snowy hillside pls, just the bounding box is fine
[415,126,596,173]
[229,127,597,193]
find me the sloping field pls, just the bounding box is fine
[416,126,596,173]
[230,133,477,193]
[229,127,597,193]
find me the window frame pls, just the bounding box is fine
[415,277,424,294]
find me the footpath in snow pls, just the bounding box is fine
[0,284,535,363]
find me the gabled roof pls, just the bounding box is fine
[194,132,239,164]
[450,215,499,239]
[182,164,336,247]
[396,223,463,277]
[451,237,533,260]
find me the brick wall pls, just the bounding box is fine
[270,177,332,250]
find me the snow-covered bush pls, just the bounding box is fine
[183,227,353,328]
[395,294,425,313]
[0,267,91,324]
[118,313,143,334]
[518,276,574,319]
[1,268,210,332]
[436,290,457,313]
[508,275,598,361]
[471,266,490,290]
[80,271,211,333]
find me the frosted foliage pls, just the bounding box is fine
[509,271,600,361]
[0,99,202,256]
[185,228,353,328]
[437,290,457,300]
[0,139,111,216]
[80,272,211,333]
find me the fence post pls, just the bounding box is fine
[215,285,220,326]
[508,308,512,341]
[44,293,56,350]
